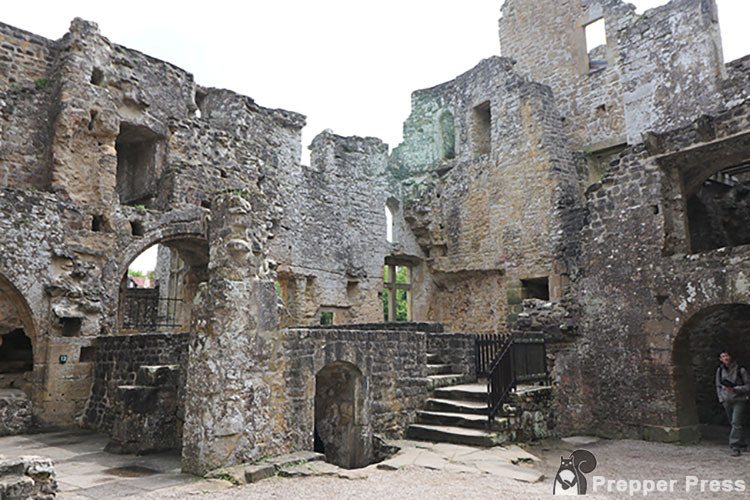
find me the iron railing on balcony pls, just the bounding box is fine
[122,292,183,330]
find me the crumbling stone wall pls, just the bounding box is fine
[271,132,393,327]
[0,23,56,190]
[499,0,726,150]
[0,17,302,430]
[565,102,750,441]
[181,193,281,474]
[396,57,583,332]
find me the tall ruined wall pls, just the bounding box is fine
[0,18,301,428]
[499,0,726,150]
[396,57,583,333]
[269,132,391,326]
[562,101,750,440]
[0,23,56,190]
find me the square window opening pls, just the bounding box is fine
[521,277,550,301]
[585,18,608,72]
[116,123,161,207]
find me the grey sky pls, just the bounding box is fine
[4,1,748,165]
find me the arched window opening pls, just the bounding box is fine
[314,361,371,468]
[385,198,400,244]
[120,238,208,333]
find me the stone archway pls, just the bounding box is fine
[0,275,36,396]
[314,361,372,469]
[117,235,208,333]
[673,304,750,440]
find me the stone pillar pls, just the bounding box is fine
[181,192,282,475]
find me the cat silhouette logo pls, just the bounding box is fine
[553,449,597,495]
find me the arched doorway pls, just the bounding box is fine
[673,304,750,440]
[118,236,208,333]
[314,361,372,469]
[0,275,36,398]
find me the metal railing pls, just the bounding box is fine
[482,334,549,427]
[487,337,515,426]
[513,336,549,384]
[122,294,183,330]
[475,333,510,378]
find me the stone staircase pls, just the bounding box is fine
[408,350,553,447]
[407,381,502,446]
[424,351,466,389]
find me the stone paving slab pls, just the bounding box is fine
[561,435,601,446]
[0,430,188,498]
[374,439,543,482]
[71,480,149,499]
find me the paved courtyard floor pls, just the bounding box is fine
[2,426,749,499]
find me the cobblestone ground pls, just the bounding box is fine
[135,427,750,500]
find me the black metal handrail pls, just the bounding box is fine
[483,335,549,427]
[475,333,509,378]
[487,337,515,427]
[513,336,549,384]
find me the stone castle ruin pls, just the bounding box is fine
[0,0,749,478]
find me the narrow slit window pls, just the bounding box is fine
[471,102,492,157]
[385,205,394,243]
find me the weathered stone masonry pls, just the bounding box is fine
[1,0,750,478]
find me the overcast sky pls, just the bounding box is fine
[4,1,748,272]
[4,1,749,162]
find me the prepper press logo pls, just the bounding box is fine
[553,449,597,495]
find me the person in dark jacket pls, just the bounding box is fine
[716,350,749,456]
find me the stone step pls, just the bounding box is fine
[416,410,509,431]
[136,364,180,387]
[507,384,553,403]
[406,424,500,447]
[434,383,487,402]
[425,398,487,415]
[426,352,441,364]
[425,363,453,376]
[426,374,466,389]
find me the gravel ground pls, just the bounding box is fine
[135,429,750,500]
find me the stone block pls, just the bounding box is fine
[0,389,32,436]
[244,464,275,483]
